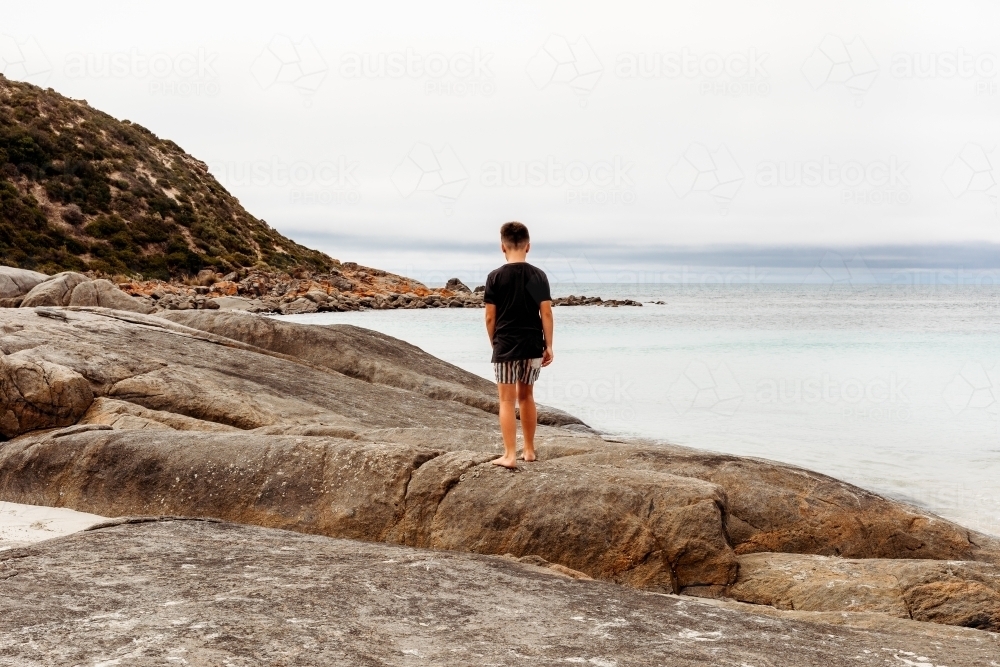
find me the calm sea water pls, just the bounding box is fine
[278,284,1000,537]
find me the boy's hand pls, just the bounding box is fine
[541,346,554,367]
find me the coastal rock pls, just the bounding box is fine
[19,272,90,307]
[0,429,733,590]
[0,266,49,299]
[2,308,1000,633]
[0,351,94,438]
[584,446,1000,565]
[279,297,318,315]
[159,310,584,427]
[2,519,996,666]
[728,552,1000,631]
[79,396,239,432]
[67,279,154,313]
[426,460,737,590]
[445,277,471,293]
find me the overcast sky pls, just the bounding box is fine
[3,1,999,284]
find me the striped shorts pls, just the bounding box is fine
[493,358,543,385]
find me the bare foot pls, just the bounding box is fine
[491,456,518,469]
[521,450,537,462]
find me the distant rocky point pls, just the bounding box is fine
[0,265,641,314]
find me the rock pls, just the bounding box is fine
[474,285,485,293]
[19,272,90,307]
[1,519,996,667]
[79,397,238,432]
[0,266,49,299]
[202,298,220,310]
[205,296,258,311]
[0,350,94,438]
[304,289,329,303]
[584,446,1000,565]
[195,269,217,285]
[279,297,318,315]
[3,308,1000,634]
[332,277,354,292]
[728,552,1000,631]
[445,277,471,293]
[159,310,582,428]
[67,279,155,313]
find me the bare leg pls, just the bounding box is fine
[492,382,518,469]
[518,382,537,462]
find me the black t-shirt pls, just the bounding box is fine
[484,262,552,362]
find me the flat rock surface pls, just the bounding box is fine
[0,518,997,667]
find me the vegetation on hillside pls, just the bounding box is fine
[0,76,335,278]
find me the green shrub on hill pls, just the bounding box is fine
[0,76,335,278]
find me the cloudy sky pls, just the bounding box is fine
[3,1,999,284]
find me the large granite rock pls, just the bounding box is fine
[19,272,90,307]
[0,267,49,300]
[1,307,1000,634]
[160,310,583,426]
[729,552,1000,631]
[0,518,995,666]
[0,350,93,438]
[584,445,1000,567]
[0,428,736,589]
[67,278,153,313]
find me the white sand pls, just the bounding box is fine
[0,501,107,551]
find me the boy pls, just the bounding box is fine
[483,221,554,469]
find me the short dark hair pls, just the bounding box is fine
[500,221,530,249]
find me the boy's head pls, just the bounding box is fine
[500,221,530,251]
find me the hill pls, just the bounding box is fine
[0,76,335,279]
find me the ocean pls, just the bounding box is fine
[277,284,1000,537]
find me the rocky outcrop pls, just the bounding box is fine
[18,272,90,307]
[1,307,999,634]
[0,267,49,300]
[728,552,1000,631]
[2,519,995,667]
[0,350,93,438]
[67,278,153,313]
[583,446,1000,566]
[159,310,582,427]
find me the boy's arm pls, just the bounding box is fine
[540,301,554,366]
[485,303,496,342]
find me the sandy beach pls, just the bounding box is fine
[0,501,106,551]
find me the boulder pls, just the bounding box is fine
[279,297,318,315]
[19,272,90,307]
[0,350,94,438]
[2,519,996,667]
[304,288,329,303]
[445,277,471,293]
[728,552,1000,631]
[0,266,49,299]
[67,279,154,313]
[584,446,1000,564]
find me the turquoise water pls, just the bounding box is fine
[279,285,1000,536]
